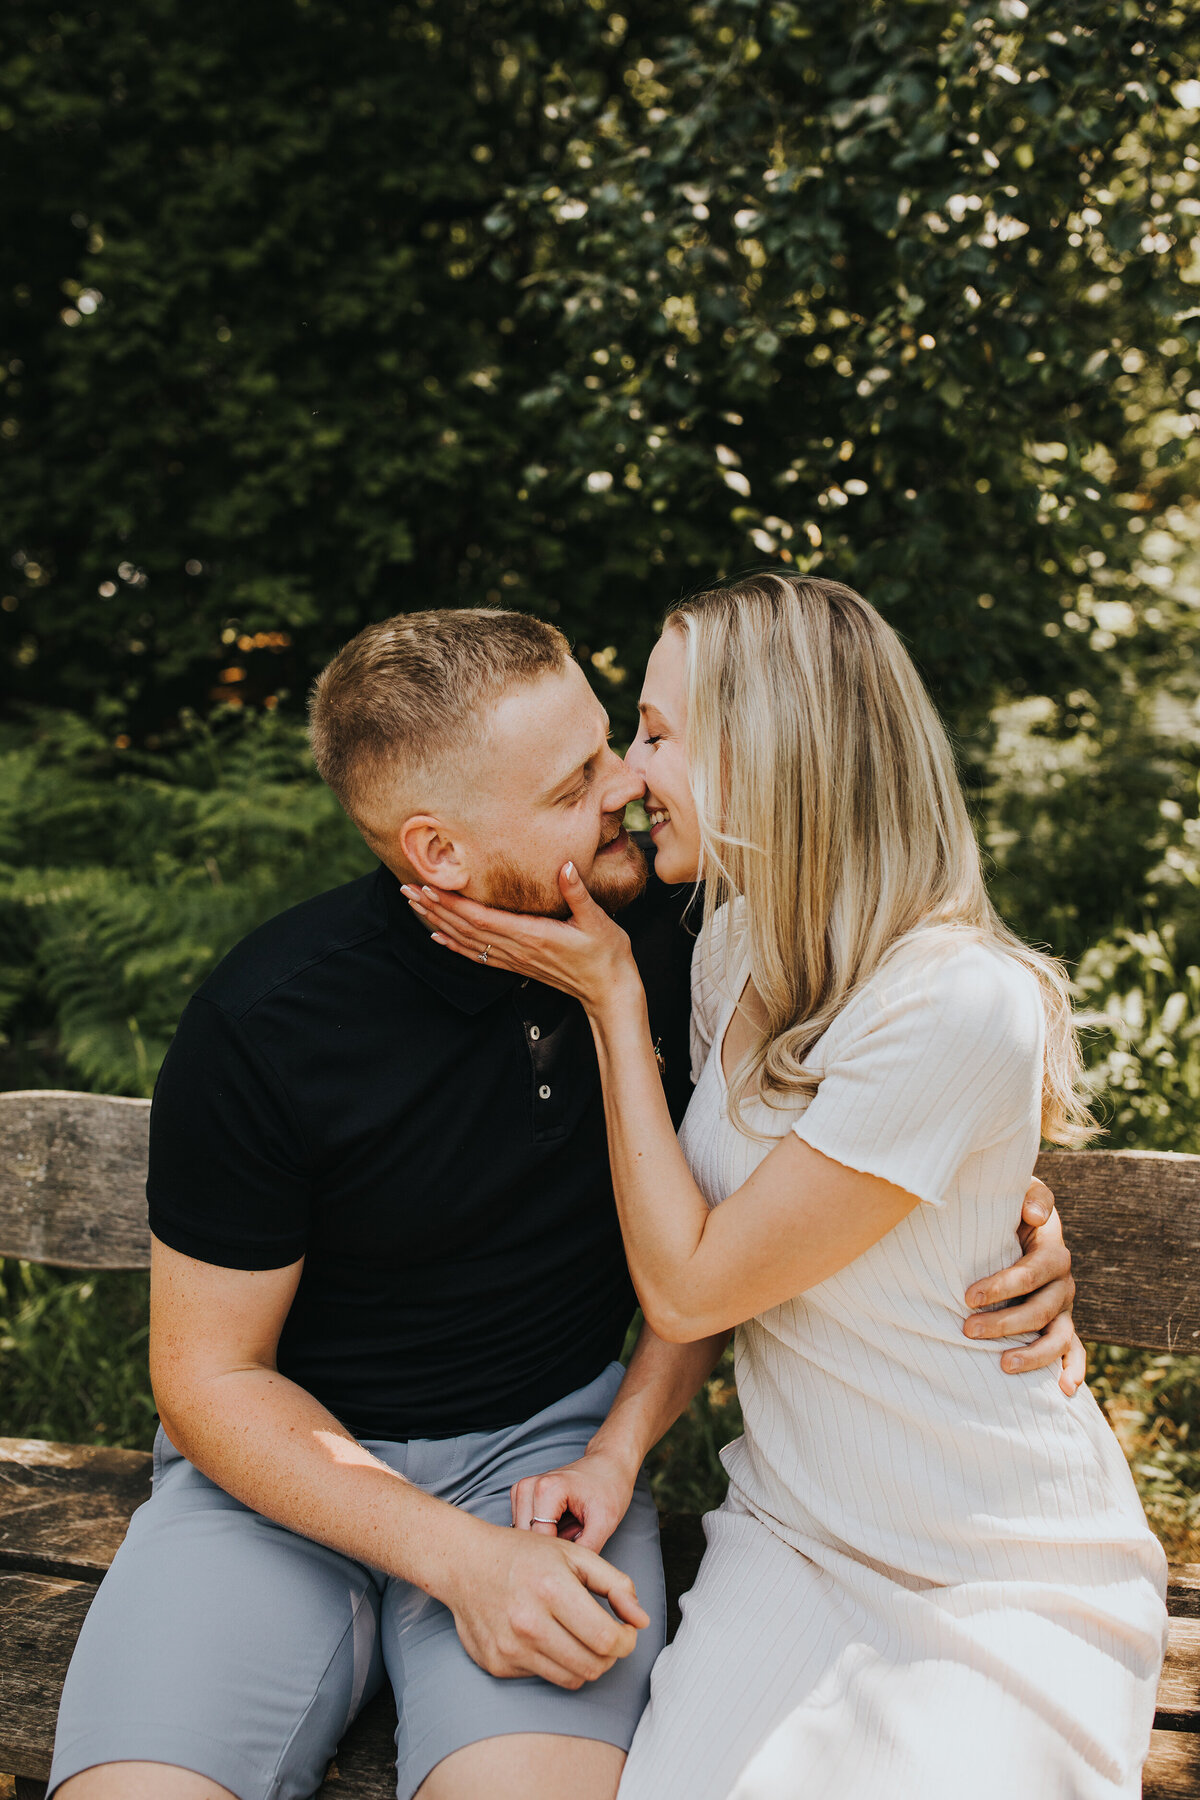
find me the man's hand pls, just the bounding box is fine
[444,1519,649,1690]
[511,1446,638,1552]
[963,1177,1085,1397]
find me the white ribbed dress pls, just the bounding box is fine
[619,912,1167,1800]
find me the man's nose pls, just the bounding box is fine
[602,748,646,815]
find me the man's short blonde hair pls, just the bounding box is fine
[309,607,570,828]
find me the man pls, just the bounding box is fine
[49,608,1078,1800]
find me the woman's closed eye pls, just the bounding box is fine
[641,734,663,749]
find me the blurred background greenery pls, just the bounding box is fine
[1,0,1199,1545]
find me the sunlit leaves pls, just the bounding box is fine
[0,0,1197,742]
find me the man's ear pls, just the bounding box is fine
[398,815,472,891]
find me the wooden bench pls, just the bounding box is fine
[1,1090,1198,1798]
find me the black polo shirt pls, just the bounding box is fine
[147,857,696,1441]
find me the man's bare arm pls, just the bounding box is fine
[149,1235,648,1690]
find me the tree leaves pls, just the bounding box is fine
[0,0,1196,743]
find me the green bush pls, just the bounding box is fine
[0,1261,154,1449]
[1088,1345,1200,1563]
[0,707,371,1092]
[3,0,1199,740]
[1078,932,1200,1151]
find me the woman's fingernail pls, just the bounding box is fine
[431,932,447,946]
[563,861,575,880]
[408,902,427,917]
[422,885,437,899]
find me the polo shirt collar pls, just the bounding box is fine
[378,865,525,1015]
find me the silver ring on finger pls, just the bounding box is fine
[479,944,491,965]
[531,1515,558,1525]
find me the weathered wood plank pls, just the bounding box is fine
[314,1689,397,1798]
[0,1571,94,1782]
[1170,1567,1200,1622]
[1157,1616,1200,1733]
[2,1094,1197,1355]
[0,1439,151,1582]
[1145,1727,1200,1799]
[0,1091,151,1270]
[1035,1150,1200,1354]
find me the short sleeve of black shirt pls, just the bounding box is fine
[148,995,313,1270]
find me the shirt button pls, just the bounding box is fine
[529,1025,541,1041]
[538,1084,552,1100]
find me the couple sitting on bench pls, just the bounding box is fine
[49,581,1167,1800]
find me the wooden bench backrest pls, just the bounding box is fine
[0,1091,151,1270]
[1034,1149,1200,1353]
[0,1093,1197,1355]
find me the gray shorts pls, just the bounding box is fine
[48,1361,665,1800]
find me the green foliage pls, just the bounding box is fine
[647,1349,745,1516]
[977,503,1200,969]
[0,1261,154,1448]
[979,545,1200,1155]
[1077,931,1200,1152]
[2,0,1198,739]
[980,691,1192,965]
[0,707,371,1092]
[1089,1346,1200,1561]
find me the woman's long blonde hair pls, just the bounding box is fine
[667,574,1094,1146]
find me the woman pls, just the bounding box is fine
[406,576,1167,1800]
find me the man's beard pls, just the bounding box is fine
[485,831,648,920]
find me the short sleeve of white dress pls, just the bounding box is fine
[791,935,1045,1209]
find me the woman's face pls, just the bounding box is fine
[624,627,703,884]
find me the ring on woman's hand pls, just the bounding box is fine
[531,1515,558,1524]
[478,944,491,965]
